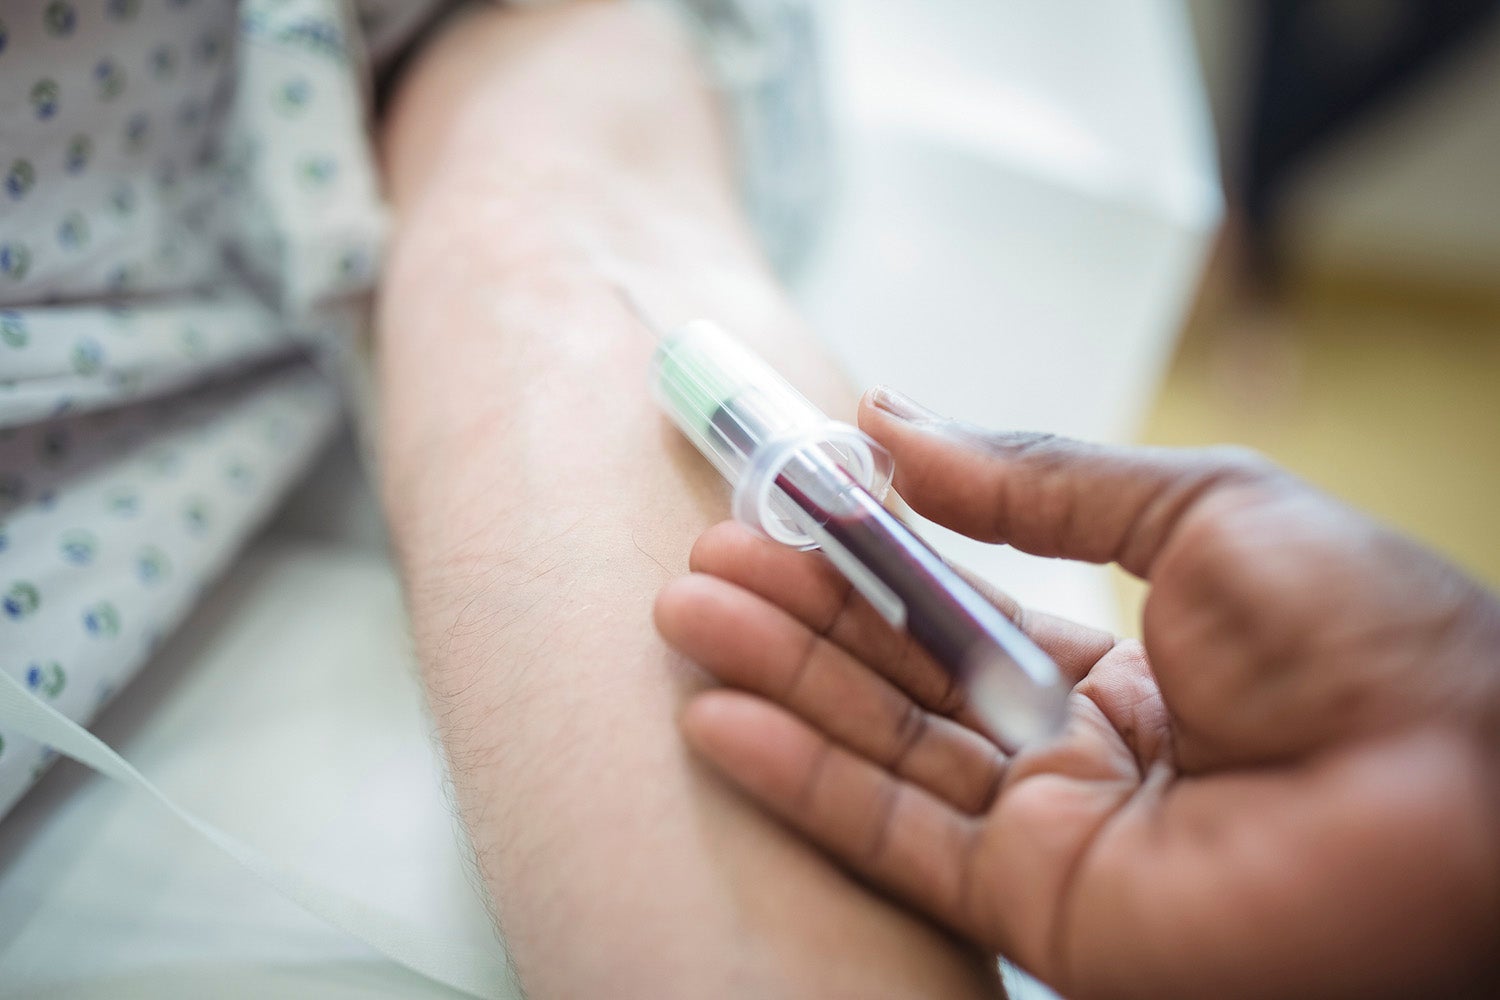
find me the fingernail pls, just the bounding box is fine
[870,386,945,424]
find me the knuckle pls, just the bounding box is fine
[1175,495,1256,563]
[1197,444,1277,484]
[820,574,858,637]
[934,664,967,717]
[888,702,928,769]
[864,780,903,865]
[972,750,1008,813]
[972,429,1066,462]
[1111,636,1149,665]
[795,740,832,813]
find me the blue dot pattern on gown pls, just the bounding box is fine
[0,0,404,818]
[0,0,828,819]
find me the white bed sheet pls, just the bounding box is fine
[0,537,495,998]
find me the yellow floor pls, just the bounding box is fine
[1116,266,1500,630]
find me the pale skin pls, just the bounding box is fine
[658,388,1500,999]
[377,2,1000,997]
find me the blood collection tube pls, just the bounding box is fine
[651,320,1070,752]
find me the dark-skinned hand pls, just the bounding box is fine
[656,387,1500,999]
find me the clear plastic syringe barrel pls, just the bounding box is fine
[650,320,894,549]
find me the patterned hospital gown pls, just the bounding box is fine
[0,0,825,820]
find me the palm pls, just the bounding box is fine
[658,518,1498,999]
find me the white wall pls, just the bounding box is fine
[797,0,1222,638]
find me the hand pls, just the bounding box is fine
[655,387,1500,999]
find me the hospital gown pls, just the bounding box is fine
[0,0,825,820]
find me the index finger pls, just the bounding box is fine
[859,388,1285,580]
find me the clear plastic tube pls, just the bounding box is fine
[651,320,1069,751]
[651,320,894,548]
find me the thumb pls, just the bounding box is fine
[858,387,1282,579]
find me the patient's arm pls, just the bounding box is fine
[375,3,1002,996]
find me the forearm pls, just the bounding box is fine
[376,3,1001,996]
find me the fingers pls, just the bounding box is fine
[689,520,1115,692]
[681,690,984,935]
[858,387,1283,579]
[689,520,961,712]
[657,574,1008,813]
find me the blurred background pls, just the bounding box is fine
[796,0,1500,638]
[1150,0,1500,602]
